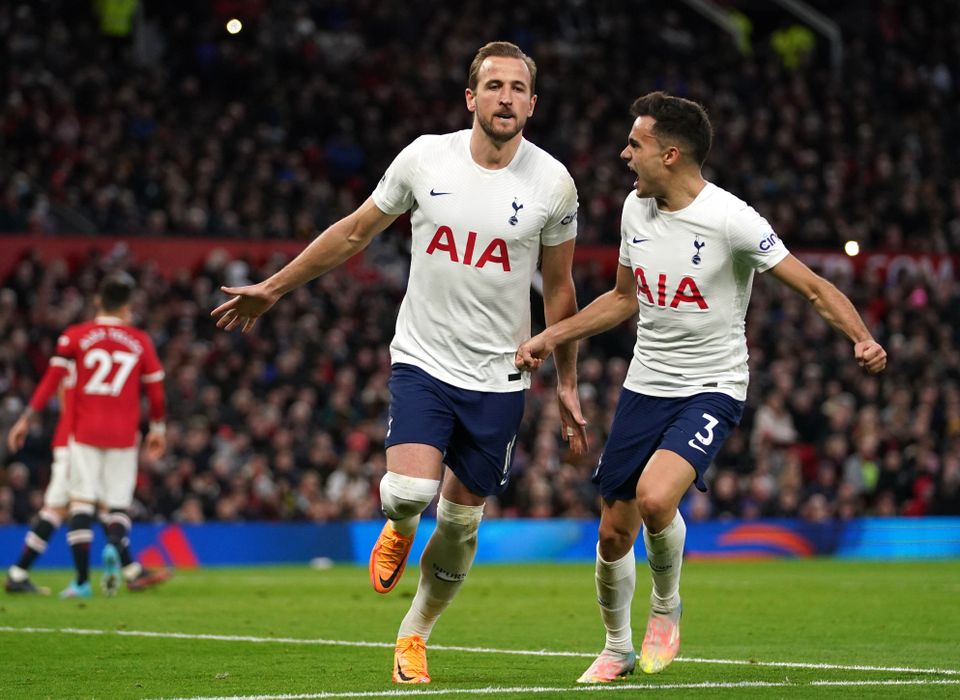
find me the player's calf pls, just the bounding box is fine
[66,502,96,586]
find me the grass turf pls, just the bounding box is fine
[0,559,958,698]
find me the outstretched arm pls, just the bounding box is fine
[212,197,399,332]
[767,254,887,373]
[540,240,587,454]
[517,263,639,371]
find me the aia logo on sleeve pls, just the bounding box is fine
[635,267,708,309]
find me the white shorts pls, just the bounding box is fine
[43,447,71,508]
[68,440,139,509]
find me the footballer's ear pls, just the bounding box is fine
[662,144,682,166]
[465,88,476,113]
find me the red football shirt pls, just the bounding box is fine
[51,361,76,449]
[30,316,165,449]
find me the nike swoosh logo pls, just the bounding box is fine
[430,189,452,196]
[378,562,404,590]
[632,237,649,244]
[396,659,415,682]
[687,439,707,454]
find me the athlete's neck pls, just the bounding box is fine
[654,174,707,212]
[469,127,523,170]
[96,306,133,324]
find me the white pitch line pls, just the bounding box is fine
[675,655,960,676]
[814,680,960,687]
[1,625,959,678]
[148,682,836,700]
[156,679,960,700]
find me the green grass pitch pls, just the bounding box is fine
[1,559,958,698]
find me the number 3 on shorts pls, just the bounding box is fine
[687,413,718,454]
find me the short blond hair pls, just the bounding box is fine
[468,41,537,93]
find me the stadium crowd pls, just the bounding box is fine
[1,1,958,249]
[1,243,958,525]
[1,0,959,524]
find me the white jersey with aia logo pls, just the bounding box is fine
[373,130,578,392]
[619,182,789,401]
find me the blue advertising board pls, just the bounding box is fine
[1,517,958,568]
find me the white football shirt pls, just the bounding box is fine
[619,182,789,400]
[373,130,578,392]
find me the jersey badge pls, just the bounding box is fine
[508,199,524,226]
[692,236,705,265]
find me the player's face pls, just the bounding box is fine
[466,56,537,144]
[620,116,667,197]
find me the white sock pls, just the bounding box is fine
[397,496,484,640]
[642,510,686,613]
[391,516,419,537]
[380,472,441,536]
[595,545,636,653]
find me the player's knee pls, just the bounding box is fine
[598,522,634,561]
[436,496,484,544]
[379,472,440,521]
[636,489,675,526]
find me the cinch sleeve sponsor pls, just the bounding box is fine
[371,137,424,215]
[727,203,790,272]
[540,169,579,246]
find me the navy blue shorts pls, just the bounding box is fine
[593,389,744,500]
[384,363,525,497]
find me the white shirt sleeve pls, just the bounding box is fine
[726,203,789,272]
[371,137,424,215]
[539,169,579,247]
[618,193,633,266]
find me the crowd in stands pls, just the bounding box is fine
[1,243,958,525]
[1,1,960,524]
[2,1,958,249]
